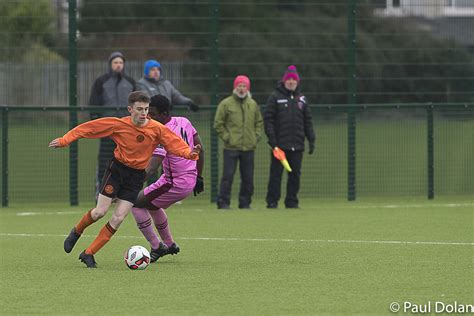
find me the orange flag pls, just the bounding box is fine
[272,147,292,172]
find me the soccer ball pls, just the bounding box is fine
[124,245,150,270]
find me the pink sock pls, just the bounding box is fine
[131,207,161,250]
[150,208,175,247]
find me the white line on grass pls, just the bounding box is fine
[0,232,472,246]
[16,211,83,216]
[11,202,474,216]
[358,203,474,209]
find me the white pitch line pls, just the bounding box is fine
[16,211,83,216]
[352,203,474,209]
[9,202,474,216]
[0,232,472,246]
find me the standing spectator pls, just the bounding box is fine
[214,75,263,209]
[137,59,199,112]
[88,51,136,196]
[264,65,315,209]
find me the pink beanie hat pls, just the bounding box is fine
[233,75,251,90]
[282,65,300,82]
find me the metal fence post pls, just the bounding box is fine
[209,0,219,203]
[427,105,434,199]
[2,108,8,207]
[347,0,357,201]
[69,0,78,206]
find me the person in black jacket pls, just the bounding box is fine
[89,51,136,197]
[263,65,315,209]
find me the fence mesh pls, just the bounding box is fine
[1,0,473,106]
[1,106,473,205]
[1,0,473,205]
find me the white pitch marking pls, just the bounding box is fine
[9,202,474,216]
[0,232,472,246]
[16,211,82,216]
[351,203,474,209]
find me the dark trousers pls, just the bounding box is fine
[96,138,116,195]
[266,150,303,208]
[217,149,255,208]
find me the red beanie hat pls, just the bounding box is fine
[233,75,251,90]
[282,65,300,82]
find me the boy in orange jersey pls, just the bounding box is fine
[48,91,200,268]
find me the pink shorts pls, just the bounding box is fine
[143,175,195,209]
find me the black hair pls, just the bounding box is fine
[149,95,171,115]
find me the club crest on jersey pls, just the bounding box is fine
[136,134,145,142]
[104,185,114,195]
[298,96,306,110]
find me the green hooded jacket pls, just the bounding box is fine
[214,94,263,151]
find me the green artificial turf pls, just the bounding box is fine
[1,198,472,315]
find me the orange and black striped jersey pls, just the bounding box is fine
[58,116,196,169]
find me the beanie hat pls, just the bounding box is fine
[144,60,162,76]
[233,75,251,90]
[108,51,125,64]
[281,65,300,82]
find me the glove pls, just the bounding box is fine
[193,175,204,196]
[188,102,199,112]
[308,142,315,155]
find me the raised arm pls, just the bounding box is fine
[48,117,119,148]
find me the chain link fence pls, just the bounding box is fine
[1,0,473,205]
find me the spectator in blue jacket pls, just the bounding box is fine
[137,60,199,112]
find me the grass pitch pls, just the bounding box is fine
[1,198,473,315]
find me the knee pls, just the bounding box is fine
[110,213,127,226]
[134,199,147,208]
[91,207,107,220]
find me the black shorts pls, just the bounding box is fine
[99,158,146,204]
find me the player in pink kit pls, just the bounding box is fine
[131,95,204,262]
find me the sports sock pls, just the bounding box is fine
[85,222,116,255]
[131,207,161,250]
[150,208,175,247]
[75,209,96,235]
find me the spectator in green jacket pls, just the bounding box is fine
[214,75,263,209]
